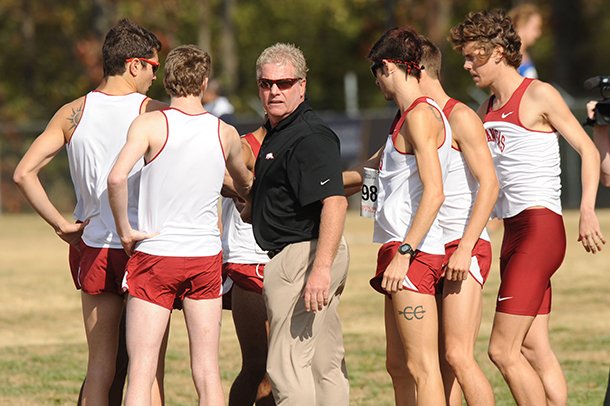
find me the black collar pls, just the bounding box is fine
[264,99,311,135]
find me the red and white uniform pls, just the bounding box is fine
[439,99,491,286]
[483,78,566,316]
[67,91,147,248]
[135,108,225,256]
[221,133,269,265]
[483,78,562,219]
[373,97,452,255]
[439,98,490,244]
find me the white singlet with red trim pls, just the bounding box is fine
[67,91,147,248]
[483,78,562,219]
[136,108,225,256]
[438,99,490,243]
[221,132,268,264]
[221,199,269,264]
[373,97,452,255]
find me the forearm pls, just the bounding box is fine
[222,171,239,198]
[14,174,71,232]
[313,196,347,269]
[107,176,132,236]
[459,179,498,250]
[403,188,444,248]
[234,172,253,201]
[593,126,610,186]
[342,168,364,194]
[579,143,601,210]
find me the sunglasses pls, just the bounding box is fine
[258,78,301,90]
[370,60,383,77]
[126,57,160,74]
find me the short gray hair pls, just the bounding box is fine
[256,43,308,79]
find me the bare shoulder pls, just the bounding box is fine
[141,98,169,113]
[57,96,86,126]
[449,103,484,143]
[130,110,166,133]
[411,102,443,123]
[525,80,562,104]
[407,102,444,131]
[219,119,239,139]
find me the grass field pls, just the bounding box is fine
[1,211,609,405]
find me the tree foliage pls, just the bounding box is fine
[1,0,609,123]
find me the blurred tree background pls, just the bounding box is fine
[1,0,609,212]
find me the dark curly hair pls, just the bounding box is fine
[368,26,423,79]
[448,9,522,69]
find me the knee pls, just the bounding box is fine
[386,355,410,382]
[444,345,470,372]
[488,340,514,369]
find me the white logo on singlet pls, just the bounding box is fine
[265,152,274,160]
[498,296,513,302]
[501,112,514,119]
[320,179,330,185]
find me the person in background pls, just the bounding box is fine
[508,3,543,79]
[203,78,237,125]
[586,100,610,186]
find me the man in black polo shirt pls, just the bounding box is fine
[250,43,350,406]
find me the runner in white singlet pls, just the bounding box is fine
[450,10,605,406]
[13,19,166,405]
[419,36,498,406]
[108,45,252,406]
[344,27,451,405]
[221,126,275,406]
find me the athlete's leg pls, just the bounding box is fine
[229,284,274,406]
[392,290,445,406]
[488,312,546,404]
[108,307,128,405]
[183,296,224,406]
[151,322,170,406]
[521,313,567,406]
[107,297,169,406]
[80,292,124,406]
[123,296,171,406]
[442,278,494,406]
[436,292,463,406]
[384,297,416,406]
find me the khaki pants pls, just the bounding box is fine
[263,237,350,406]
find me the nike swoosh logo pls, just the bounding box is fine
[498,296,513,302]
[320,179,330,185]
[501,112,513,119]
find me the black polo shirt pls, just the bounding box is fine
[251,100,344,251]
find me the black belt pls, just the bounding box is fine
[267,247,285,259]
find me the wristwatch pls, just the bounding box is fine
[397,242,415,256]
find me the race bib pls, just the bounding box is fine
[360,167,379,218]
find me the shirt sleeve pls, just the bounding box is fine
[287,129,344,207]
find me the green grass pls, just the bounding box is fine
[0,211,609,405]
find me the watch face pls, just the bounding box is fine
[399,243,412,255]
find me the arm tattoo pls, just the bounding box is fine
[68,104,84,131]
[398,305,426,320]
